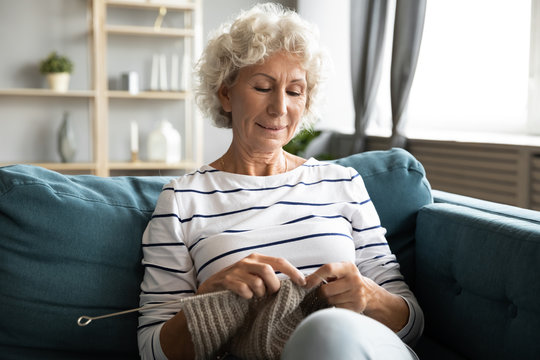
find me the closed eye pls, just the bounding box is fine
[287,91,301,97]
[254,87,271,93]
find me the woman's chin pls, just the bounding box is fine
[251,139,289,153]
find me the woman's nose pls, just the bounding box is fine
[268,91,287,117]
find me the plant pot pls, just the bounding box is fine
[46,72,70,92]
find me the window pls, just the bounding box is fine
[408,0,533,136]
[368,0,538,138]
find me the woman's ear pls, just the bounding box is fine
[218,84,232,113]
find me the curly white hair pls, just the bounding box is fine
[195,2,328,130]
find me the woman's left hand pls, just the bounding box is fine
[304,262,378,314]
[304,262,409,332]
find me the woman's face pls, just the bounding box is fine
[218,52,307,154]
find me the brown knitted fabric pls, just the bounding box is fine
[180,279,329,360]
[180,290,249,359]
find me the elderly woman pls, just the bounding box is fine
[138,3,423,360]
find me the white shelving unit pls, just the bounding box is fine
[0,0,203,176]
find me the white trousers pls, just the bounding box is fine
[281,308,418,360]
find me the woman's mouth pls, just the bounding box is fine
[257,123,286,131]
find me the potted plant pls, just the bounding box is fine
[39,51,74,92]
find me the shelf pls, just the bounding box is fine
[107,90,189,100]
[106,0,196,11]
[0,161,198,173]
[0,0,202,177]
[0,88,95,98]
[0,162,97,172]
[109,161,198,170]
[106,24,194,37]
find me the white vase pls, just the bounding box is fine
[47,72,70,92]
[147,120,181,163]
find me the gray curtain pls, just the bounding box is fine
[350,0,389,154]
[390,0,427,148]
[351,0,426,151]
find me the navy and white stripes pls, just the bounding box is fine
[137,158,424,359]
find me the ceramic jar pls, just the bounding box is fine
[147,120,181,163]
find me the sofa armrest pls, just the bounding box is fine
[432,189,539,225]
[414,200,540,359]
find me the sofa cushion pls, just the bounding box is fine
[334,148,433,287]
[415,203,540,359]
[0,165,168,358]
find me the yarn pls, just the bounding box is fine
[180,279,329,359]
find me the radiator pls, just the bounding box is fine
[533,155,540,211]
[365,136,540,210]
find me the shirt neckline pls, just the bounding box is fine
[200,157,319,180]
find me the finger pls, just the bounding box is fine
[319,276,357,299]
[325,285,367,313]
[304,272,327,289]
[305,274,325,289]
[273,258,306,286]
[245,271,271,297]
[240,260,281,294]
[305,264,338,289]
[325,288,359,306]
[197,261,271,297]
[305,262,358,289]
[224,279,254,299]
[249,254,306,287]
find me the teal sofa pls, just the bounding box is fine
[1,148,539,359]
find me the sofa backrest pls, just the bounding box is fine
[0,148,431,358]
[0,166,167,359]
[334,148,433,287]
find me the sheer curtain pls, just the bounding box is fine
[406,0,531,137]
[297,0,427,155]
[350,0,426,150]
[350,0,389,153]
[389,0,427,148]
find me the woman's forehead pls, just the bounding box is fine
[239,52,307,81]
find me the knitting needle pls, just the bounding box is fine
[305,273,328,285]
[78,277,328,327]
[77,298,184,327]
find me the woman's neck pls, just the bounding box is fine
[214,147,288,176]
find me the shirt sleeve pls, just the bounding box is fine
[347,167,424,346]
[137,180,198,359]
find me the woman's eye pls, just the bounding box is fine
[254,87,271,93]
[287,91,301,97]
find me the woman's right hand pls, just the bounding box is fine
[196,253,306,299]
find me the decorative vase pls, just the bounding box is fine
[47,72,70,92]
[58,112,76,163]
[147,120,181,163]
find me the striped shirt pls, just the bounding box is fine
[137,158,423,359]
